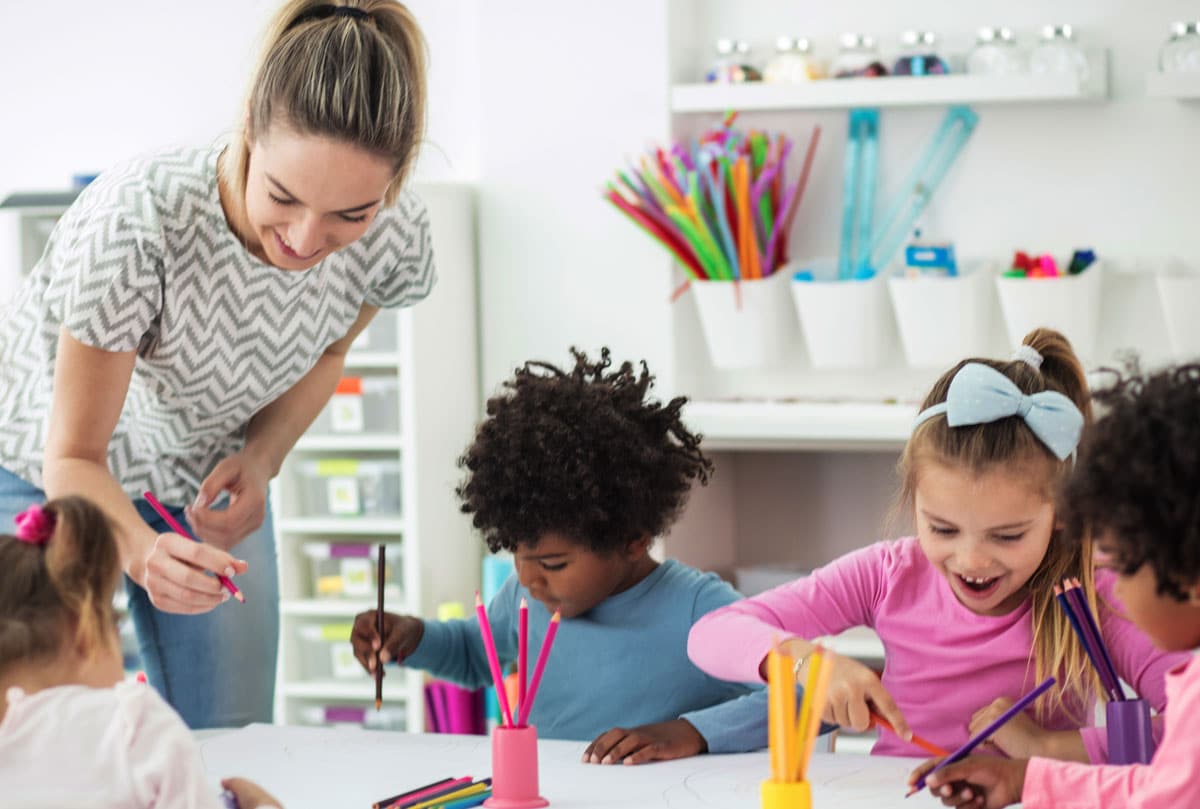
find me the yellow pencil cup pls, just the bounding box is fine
[761,779,812,809]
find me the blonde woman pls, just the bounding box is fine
[0,1,433,729]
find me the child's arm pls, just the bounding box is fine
[351,575,520,690]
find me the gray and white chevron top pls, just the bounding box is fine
[0,144,435,505]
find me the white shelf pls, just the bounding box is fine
[293,434,403,452]
[344,352,402,370]
[281,599,379,618]
[1145,71,1200,99]
[685,400,917,451]
[277,516,406,535]
[281,680,407,701]
[825,627,885,661]
[672,58,1108,113]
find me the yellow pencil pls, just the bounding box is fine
[766,648,793,782]
[792,646,823,779]
[406,781,489,809]
[797,651,835,781]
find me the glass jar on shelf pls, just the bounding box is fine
[705,38,762,83]
[1030,24,1090,82]
[1159,22,1200,73]
[893,30,949,76]
[831,33,887,78]
[966,27,1028,75]
[763,36,821,83]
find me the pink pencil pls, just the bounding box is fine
[517,610,561,727]
[518,597,528,724]
[474,592,514,727]
[142,491,244,603]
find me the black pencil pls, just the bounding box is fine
[375,543,385,710]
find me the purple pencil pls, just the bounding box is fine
[1067,579,1122,699]
[908,677,1056,797]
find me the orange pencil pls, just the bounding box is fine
[869,711,950,757]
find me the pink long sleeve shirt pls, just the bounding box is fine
[1023,655,1200,808]
[687,537,1189,760]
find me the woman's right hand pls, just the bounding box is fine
[351,610,424,673]
[811,650,912,739]
[137,532,248,614]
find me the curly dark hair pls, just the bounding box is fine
[456,347,713,554]
[1060,361,1200,601]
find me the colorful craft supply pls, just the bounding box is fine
[762,645,835,809]
[517,610,561,727]
[376,544,385,710]
[475,592,515,727]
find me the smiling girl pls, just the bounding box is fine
[687,329,1190,763]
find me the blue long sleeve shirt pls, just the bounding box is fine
[403,559,768,753]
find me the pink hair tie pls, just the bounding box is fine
[13,504,55,545]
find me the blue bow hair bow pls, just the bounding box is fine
[912,363,1084,461]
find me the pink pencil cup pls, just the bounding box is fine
[484,724,548,809]
[1106,698,1155,765]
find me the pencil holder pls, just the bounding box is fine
[887,262,998,368]
[760,779,812,809]
[789,258,893,369]
[1106,698,1155,765]
[484,724,548,809]
[995,262,1102,360]
[689,271,799,369]
[1156,271,1200,360]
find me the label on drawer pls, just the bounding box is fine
[330,393,364,433]
[341,558,372,597]
[327,477,361,515]
[331,644,361,679]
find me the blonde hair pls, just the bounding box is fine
[897,328,1103,722]
[221,0,428,208]
[0,498,121,674]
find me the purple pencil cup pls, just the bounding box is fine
[1107,698,1155,765]
[484,724,548,808]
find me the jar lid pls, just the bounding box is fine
[901,30,937,47]
[715,37,735,55]
[1040,24,1077,41]
[733,39,752,56]
[977,26,1016,44]
[840,32,876,50]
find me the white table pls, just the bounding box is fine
[199,725,962,809]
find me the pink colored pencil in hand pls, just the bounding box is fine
[142,491,245,603]
[517,609,561,727]
[475,591,515,726]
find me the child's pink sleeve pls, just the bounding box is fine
[1078,572,1193,763]
[119,684,227,809]
[687,541,891,683]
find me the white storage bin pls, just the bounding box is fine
[789,258,892,369]
[888,263,997,368]
[296,622,362,680]
[689,270,799,369]
[298,704,408,730]
[995,262,1102,359]
[302,542,404,600]
[350,308,399,353]
[1156,271,1200,360]
[295,459,402,517]
[309,376,400,434]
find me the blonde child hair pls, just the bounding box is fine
[897,327,1100,722]
[221,0,428,208]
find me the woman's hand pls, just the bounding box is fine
[138,532,248,614]
[582,719,707,765]
[184,451,271,551]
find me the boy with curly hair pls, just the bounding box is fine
[908,362,1200,808]
[352,348,768,764]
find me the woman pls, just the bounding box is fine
[0,0,433,728]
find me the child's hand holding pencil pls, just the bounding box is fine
[352,610,424,674]
[907,755,1027,809]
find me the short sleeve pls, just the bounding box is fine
[118,683,225,809]
[53,176,165,352]
[363,189,437,309]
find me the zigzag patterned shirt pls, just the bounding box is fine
[0,144,435,504]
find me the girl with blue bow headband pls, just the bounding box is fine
[689,328,1186,767]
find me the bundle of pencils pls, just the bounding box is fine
[1055,578,1123,701]
[766,645,834,786]
[373,776,494,809]
[605,111,821,283]
[476,593,561,728]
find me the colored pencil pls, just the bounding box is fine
[797,650,835,780]
[373,777,455,809]
[474,592,514,727]
[376,543,385,710]
[766,648,792,781]
[1070,578,1122,695]
[142,491,244,603]
[908,677,1056,796]
[1061,580,1122,700]
[401,779,491,809]
[438,790,493,809]
[869,711,950,757]
[517,609,561,727]
[518,597,528,722]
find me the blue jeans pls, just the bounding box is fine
[0,466,278,729]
